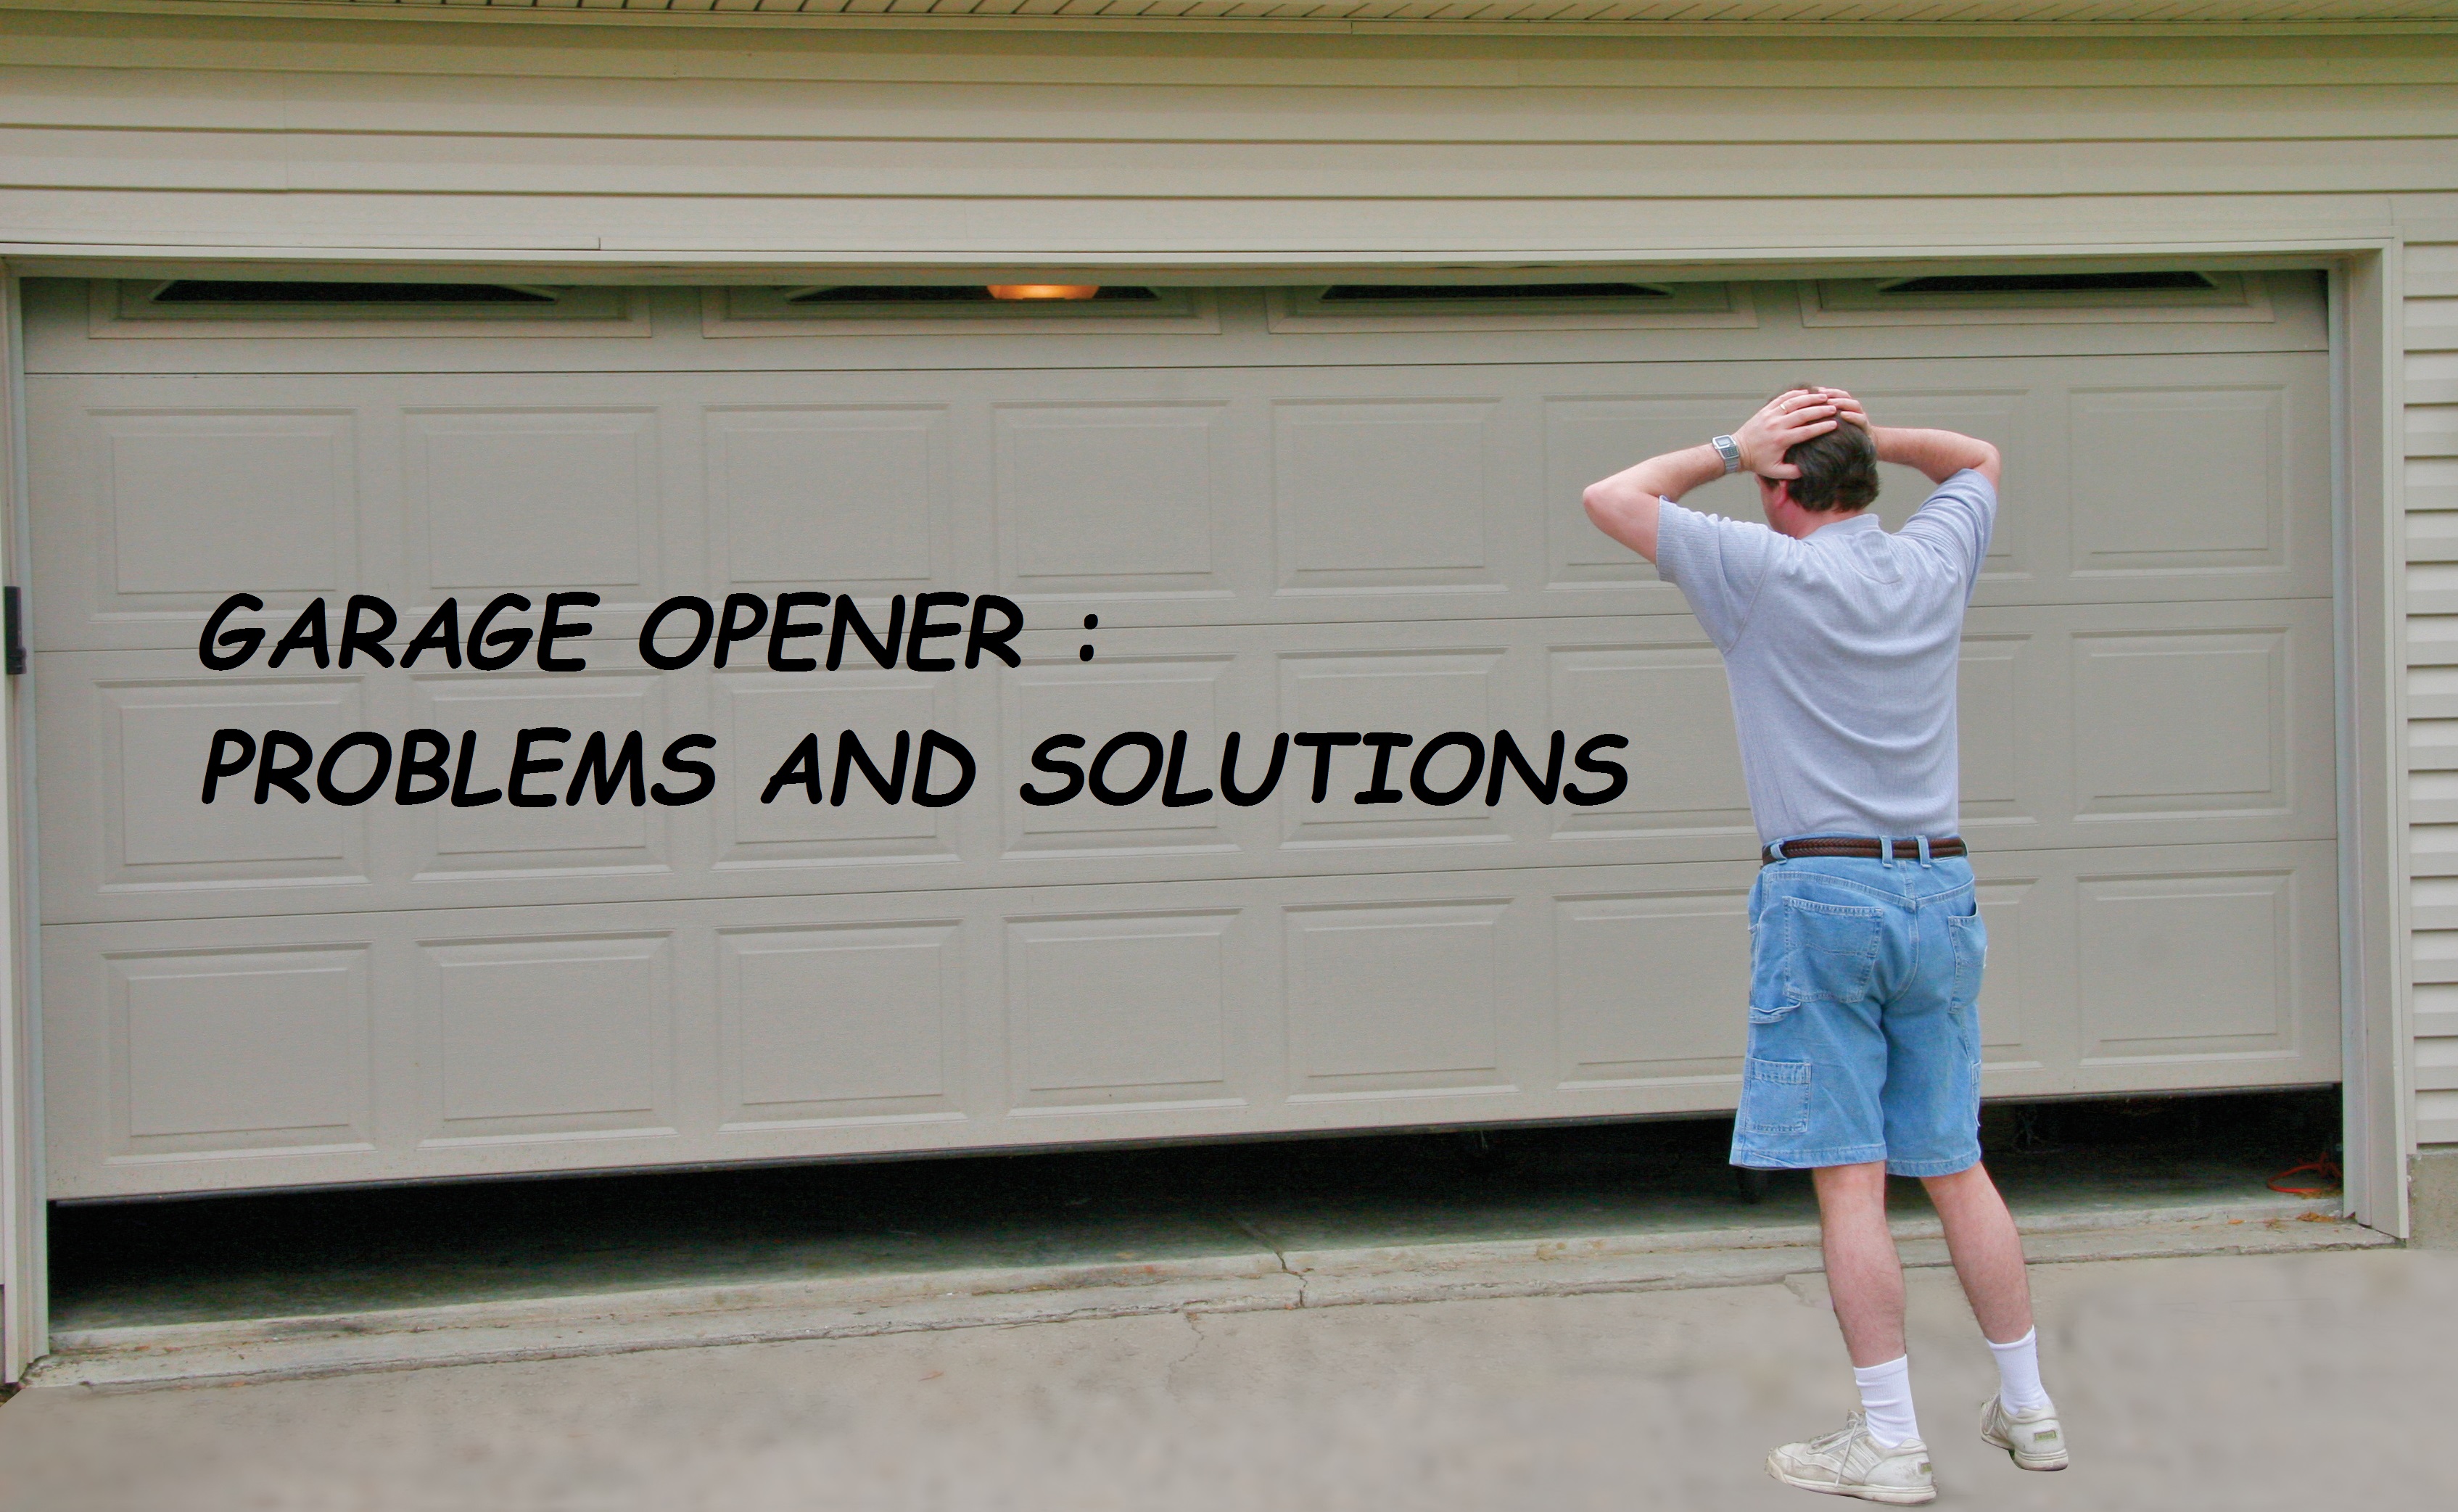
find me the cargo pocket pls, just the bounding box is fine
[1948,907,1987,1072]
[1737,1056,1812,1137]
[1780,897,1884,1007]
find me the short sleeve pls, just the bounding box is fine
[1654,498,1779,653]
[1897,469,1997,600]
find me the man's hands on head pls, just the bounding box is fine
[1580,389,1844,562]
[1580,384,1997,564]
[1732,388,1842,479]
[1807,385,2003,489]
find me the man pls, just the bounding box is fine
[1582,389,2062,1505]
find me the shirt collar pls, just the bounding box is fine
[1808,511,1883,539]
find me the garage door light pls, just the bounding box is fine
[987,285,1102,301]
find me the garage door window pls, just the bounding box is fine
[1267,279,1749,332]
[94,280,646,338]
[1806,270,2269,325]
[710,284,1214,335]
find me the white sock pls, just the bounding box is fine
[1987,1329,2053,1413]
[1852,1355,1921,1448]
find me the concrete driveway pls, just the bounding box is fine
[4,1247,2452,1511]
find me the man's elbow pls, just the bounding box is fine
[1582,481,1622,534]
[1971,442,2003,484]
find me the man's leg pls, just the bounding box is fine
[1923,1162,2063,1469]
[1810,1159,1928,1470]
[1814,1160,1907,1366]
[1768,1158,1935,1500]
[1919,1162,2031,1344]
[1750,865,1937,1500]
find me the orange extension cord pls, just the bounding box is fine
[2267,1154,2343,1197]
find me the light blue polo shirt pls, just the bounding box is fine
[1653,470,1995,847]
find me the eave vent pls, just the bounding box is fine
[99,279,642,336]
[1318,282,1672,302]
[150,281,561,305]
[1876,272,2220,297]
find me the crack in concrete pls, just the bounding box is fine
[1162,1310,1210,1398]
[1229,1213,1308,1307]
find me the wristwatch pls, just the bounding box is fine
[1711,434,1743,474]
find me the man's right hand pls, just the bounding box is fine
[1731,389,1841,478]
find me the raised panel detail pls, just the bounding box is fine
[1972,880,2035,1067]
[717,674,957,867]
[2076,872,2293,1062]
[103,677,367,890]
[997,405,1224,595]
[1555,892,1748,1086]
[1276,650,1504,848]
[719,922,959,1126]
[111,946,371,1155]
[102,412,348,599]
[1544,396,1743,587]
[1009,912,1236,1107]
[1548,644,1751,837]
[1275,401,1495,590]
[1287,901,1508,1095]
[1958,637,2029,823]
[2071,387,2285,576]
[406,410,654,592]
[424,934,672,1142]
[410,674,666,878]
[2074,630,2286,819]
[709,408,939,587]
[1858,392,2028,574]
[1003,656,1232,856]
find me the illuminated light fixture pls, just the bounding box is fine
[987,284,1100,301]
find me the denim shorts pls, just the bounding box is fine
[1730,851,1986,1178]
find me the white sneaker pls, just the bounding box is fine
[1765,1411,1937,1505]
[1979,1395,2068,1470]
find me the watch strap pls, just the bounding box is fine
[1711,434,1743,474]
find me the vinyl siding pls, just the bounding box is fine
[2408,239,2458,1146]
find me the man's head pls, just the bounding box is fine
[1756,387,1879,519]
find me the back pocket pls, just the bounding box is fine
[1780,896,1884,1007]
[1737,1056,1812,1137]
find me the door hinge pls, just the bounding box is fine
[4,585,24,675]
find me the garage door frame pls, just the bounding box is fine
[0,243,2412,1381]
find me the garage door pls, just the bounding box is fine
[24,274,2340,1199]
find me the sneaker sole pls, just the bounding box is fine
[1979,1428,2069,1472]
[1765,1457,1939,1505]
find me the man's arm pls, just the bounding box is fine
[1822,390,2000,487]
[1582,389,1842,562]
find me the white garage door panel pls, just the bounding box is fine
[40,842,2338,1198]
[25,356,2329,659]
[34,600,2335,926]
[25,278,2341,1197]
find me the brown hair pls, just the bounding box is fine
[1776,387,1880,513]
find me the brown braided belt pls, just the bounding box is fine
[1760,835,1967,867]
